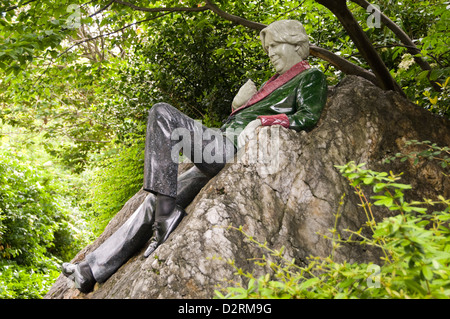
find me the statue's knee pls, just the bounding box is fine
[149,102,171,117]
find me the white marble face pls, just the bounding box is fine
[264,32,303,75]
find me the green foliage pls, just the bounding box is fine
[0,0,69,73]
[0,263,60,299]
[1,0,449,299]
[376,1,450,116]
[0,130,91,298]
[86,134,146,236]
[1,0,448,181]
[342,0,450,117]
[215,149,450,299]
[384,139,450,171]
[1,148,62,263]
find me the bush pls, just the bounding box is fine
[86,133,145,236]
[0,262,60,299]
[0,143,88,298]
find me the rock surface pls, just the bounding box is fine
[46,75,450,299]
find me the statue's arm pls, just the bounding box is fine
[288,69,328,132]
[255,69,328,131]
[231,79,257,111]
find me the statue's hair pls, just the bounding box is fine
[260,20,310,60]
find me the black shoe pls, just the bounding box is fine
[61,261,96,293]
[143,206,186,258]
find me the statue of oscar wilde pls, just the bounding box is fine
[61,20,328,293]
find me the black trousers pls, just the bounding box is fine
[85,103,236,283]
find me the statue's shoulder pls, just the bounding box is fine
[290,67,325,87]
[305,66,325,76]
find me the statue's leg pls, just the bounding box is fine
[61,193,157,292]
[142,102,235,257]
[84,193,156,283]
[62,103,235,291]
[143,102,235,197]
[175,166,212,208]
[69,166,211,288]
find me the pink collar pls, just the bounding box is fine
[230,60,310,116]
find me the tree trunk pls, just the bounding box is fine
[350,0,441,92]
[45,75,449,299]
[314,0,403,95]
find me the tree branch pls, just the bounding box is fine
[89,0,115,18]
[350,0,441,91]
[109,0,387,88]
[38,0,392,91]
[314,0,405,96]
[112,0,209,13]
[2,0,39,12]
[58,13,171,58]
[310,45,380,86]
[33,12,170,88]
[203,1,383,87]
[350,0,424,60]
[204,0,267,30]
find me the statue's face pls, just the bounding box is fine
[264,32,303,74]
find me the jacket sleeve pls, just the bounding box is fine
[287,69,328,132]
[257,113,290,128]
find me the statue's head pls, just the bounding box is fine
[260,20,309,74]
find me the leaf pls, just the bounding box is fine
[339,278,355,289]
[416,70,430,82]
[438,214,450,221]
[214,290,225,299]
[443,77,450,88]
[373,183,387,192]
[432,259,441,269]
[299,277,320,290]
[334,292,348,299]
[422,266,434,281]
[247,278,256,291]
[347,173,361,180]
[404,280,427,295]
[410,206,428,214]
[373,196,394,207]
[389,183,412,190]
[429,96,438,105]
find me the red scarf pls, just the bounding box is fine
[230,60,310,116]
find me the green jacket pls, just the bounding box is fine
[221,61,328,147]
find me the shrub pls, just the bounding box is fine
[0,145,88,298]
[86,133,145,236]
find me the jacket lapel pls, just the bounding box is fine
[229,60,311,116]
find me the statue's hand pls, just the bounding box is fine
[237,119,262,149]
[231,79,257,110]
